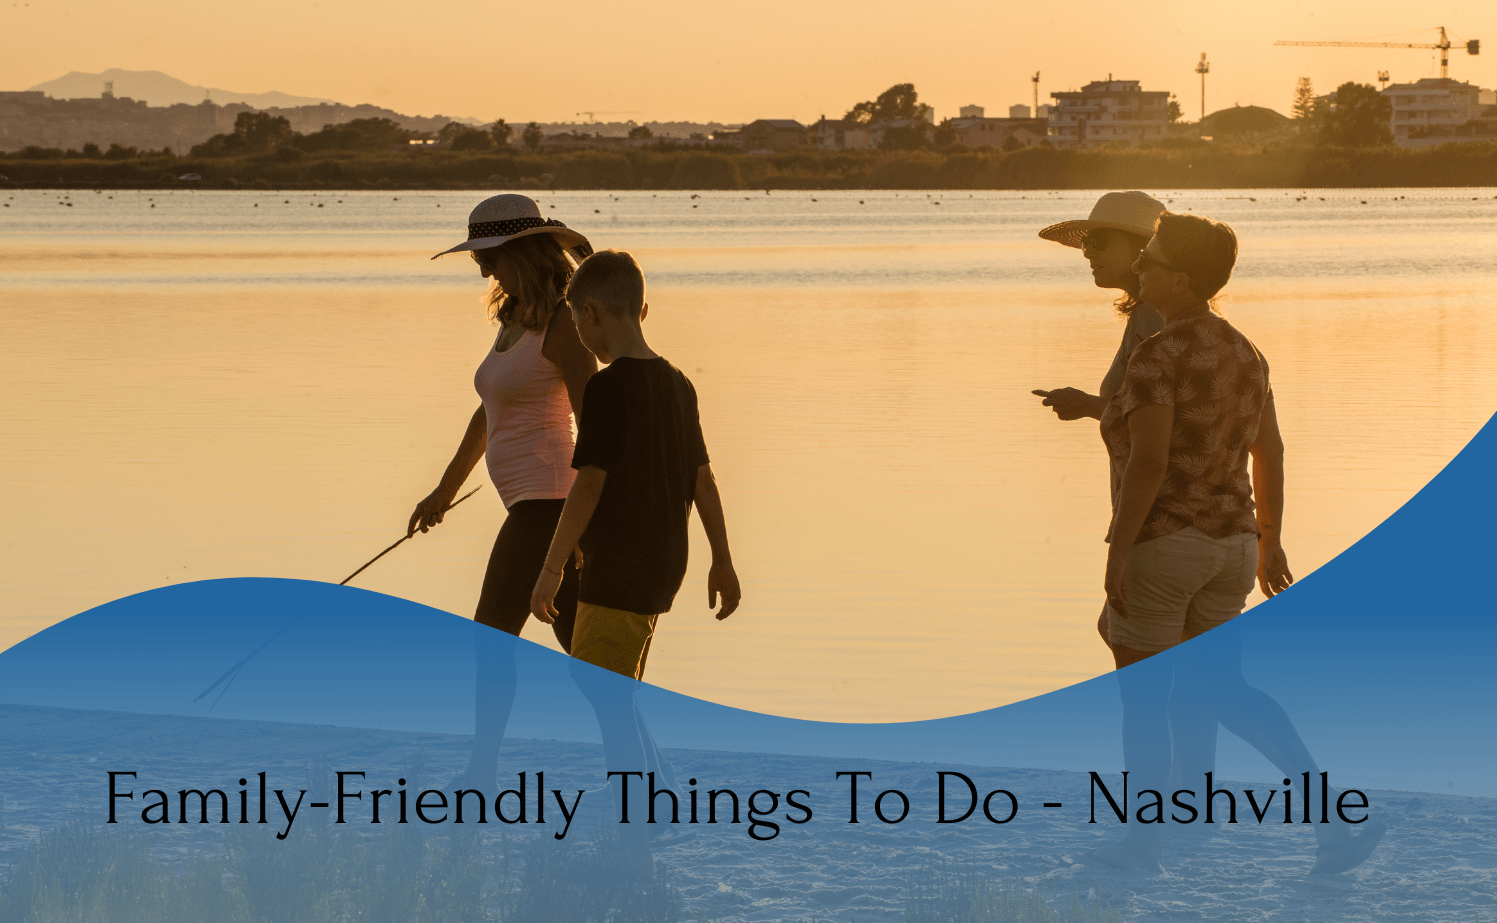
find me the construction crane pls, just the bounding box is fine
[1275,26,1479,80]
[575,111,641,123]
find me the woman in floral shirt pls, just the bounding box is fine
[1100,212,1290,666]
[1087,213,1383,875]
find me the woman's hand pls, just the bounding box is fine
[529,565,563,625]
[1104,546,1131,621]
[408,487,458,536]
[409,405,489,536]
[1032,387,1105,421]
[1258,538,1294,598]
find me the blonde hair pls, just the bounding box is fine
[477,234,577,331]
[566,249,646,319]
[1111,230,1149,317]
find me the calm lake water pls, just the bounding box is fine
[4,187,1496,721]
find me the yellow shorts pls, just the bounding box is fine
[571,602,659,680]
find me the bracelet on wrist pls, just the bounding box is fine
[543,563,564,577]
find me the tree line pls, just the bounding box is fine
[184,112,550,157]
[5,78,1431,167]
[6,142,1497,189]
[1289,79,1396,147]
[6,79,1494,189]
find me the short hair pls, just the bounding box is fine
[1153,212,1238,303]
[566,249,645,319]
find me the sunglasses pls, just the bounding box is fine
[1080,230,1116,251]
[1133,250,1179,273]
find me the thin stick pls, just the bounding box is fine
[193,484,483,709]
[339,485,482,586]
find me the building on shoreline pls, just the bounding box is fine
[1047,79,1170,149]
[736,120,807,152]
[1382,77,1488,147]
[808,117,873,150]
[946,116,1046,149]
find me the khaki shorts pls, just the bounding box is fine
[1107,527,1258,653]
[571,602,659,680]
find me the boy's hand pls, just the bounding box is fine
[529,566,563,625]
[708,561,741,620]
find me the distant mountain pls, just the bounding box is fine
[29,69,337,109]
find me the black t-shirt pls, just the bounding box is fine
[571,357,709,614]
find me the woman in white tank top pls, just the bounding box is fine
[411,194,597,789]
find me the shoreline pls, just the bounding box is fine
[5,142,1497,191]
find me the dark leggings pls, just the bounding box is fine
[464,498,578,777]
[474,498,579,650]
[468,500,679,797]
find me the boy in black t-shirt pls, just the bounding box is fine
[529,251,737,857]
[529,249,740,677]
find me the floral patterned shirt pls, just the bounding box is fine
[1100,312,1270,544]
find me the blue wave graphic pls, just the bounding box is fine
[2,414,1492,797]
[0,415,1492,922]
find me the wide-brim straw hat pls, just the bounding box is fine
[1038,191,1167,249]
[431,193,591,260]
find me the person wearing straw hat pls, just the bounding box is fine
[1032,191,1167,655]
[1033,190,1169,422]
[412,193,598,789]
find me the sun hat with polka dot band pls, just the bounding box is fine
[431,193,591,259]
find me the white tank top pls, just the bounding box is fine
[474,327,576,508]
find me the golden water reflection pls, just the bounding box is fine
[4,268,1492,722]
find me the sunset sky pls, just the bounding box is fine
[4,1,1492,123]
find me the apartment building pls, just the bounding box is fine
[1048,79,1169,149]
[1381,78,1484,147]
